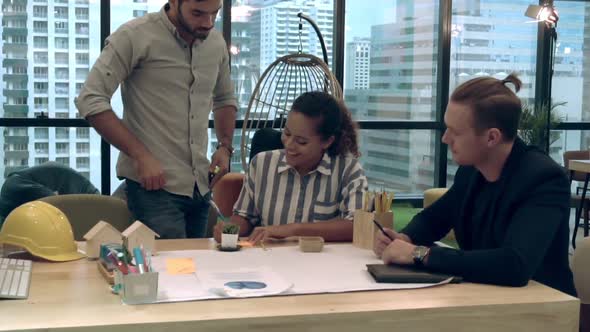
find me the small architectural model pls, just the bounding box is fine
[122,220,160,255]
[83,221,122,259]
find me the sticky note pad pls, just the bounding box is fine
[165,258,196,275]
[238,241,254,248]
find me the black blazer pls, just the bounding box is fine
[402,139,576,296]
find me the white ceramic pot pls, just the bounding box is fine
[221,233,239,249]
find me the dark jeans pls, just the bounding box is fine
[125,179,210,239]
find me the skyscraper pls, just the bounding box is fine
[2,0,101,185]
[345,37,370,90]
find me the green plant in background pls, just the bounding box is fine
[518,101,565,153]
[222,223,240,235]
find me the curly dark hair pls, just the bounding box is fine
[291,91,360,158]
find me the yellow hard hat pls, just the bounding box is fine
[0,201,84,262]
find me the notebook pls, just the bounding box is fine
[366,264,462,284]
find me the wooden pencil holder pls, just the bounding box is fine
[114,270,158,304]
[353,211,393,250]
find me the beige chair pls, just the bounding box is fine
[564,150,590,248]
[39,194,133,241]
[572,237,590,332]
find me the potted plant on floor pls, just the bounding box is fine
[518,101,565,154]
[221,223,240,249]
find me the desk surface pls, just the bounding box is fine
[569,159,590,173]
[0,239,579,332]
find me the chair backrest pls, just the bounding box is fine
[573,237,590,332]
[38,194,133,241]
[249,128,284,161]
[423,188,449,208]
[563,150,590,182]
[212,173,245,217]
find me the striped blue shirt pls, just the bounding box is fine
[234,150,368,227]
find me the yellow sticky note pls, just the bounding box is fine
[238,241,254,248]
[165,258,196,275]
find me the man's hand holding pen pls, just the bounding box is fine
[373,227,416,265]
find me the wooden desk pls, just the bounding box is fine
[0,239,579,332]
[569,159,590,247]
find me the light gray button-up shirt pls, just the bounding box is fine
[75,5,237,198]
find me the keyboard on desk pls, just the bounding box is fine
[0,257,31,299]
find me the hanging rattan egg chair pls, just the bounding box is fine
[240,14,342,170]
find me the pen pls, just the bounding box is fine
[133,247,145,274]
[108,249,129,275]
[372,219,394,241]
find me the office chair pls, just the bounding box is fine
[563,150,590,248]
[573,237,590,332]
[39,194,133,241]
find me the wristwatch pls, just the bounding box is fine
[412,246,430,266]
[216,142,234,156]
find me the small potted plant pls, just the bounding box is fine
[221,223,240,249]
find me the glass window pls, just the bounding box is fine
[34,128,49,139]
[34,52,48,64]
[0,0,101,190]
[34,97,48,109]
[55,83,69,95]
[76,128,89,139]
[55,68,69,80]
[33,6,48,18]
[549,1,590,160]
[75,38,89,50]
[75,23,89,35]
[35,157,49,165]
[345,0,437,193]
[345,0,437,122]
[56,128,69,139]
[34,36,48,48]
[55,52,69,65]
[76,142,89,153]
[230,0,334,119]
[33,21,48,33]
[358,129,437,193]
[75,8,89,20]
[35,143,49,154]
[76,157,90,168]
[34,82,48,94]
[56,142,69,154]
[55,37,68,49]
[56,97,69,109]
[76,68,89,80]
[56,157,69,165]
[76,53,89,65]
[54,7,68,19]
[34,67,48,79]
[55,21,68,34]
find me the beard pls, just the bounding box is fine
[177,2,212,41]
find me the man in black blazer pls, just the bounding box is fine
[374,73,576,296]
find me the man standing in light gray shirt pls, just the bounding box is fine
[75,0,237,239]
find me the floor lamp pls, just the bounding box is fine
[525,2,558,153]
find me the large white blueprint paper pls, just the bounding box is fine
[150,244,450,303]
